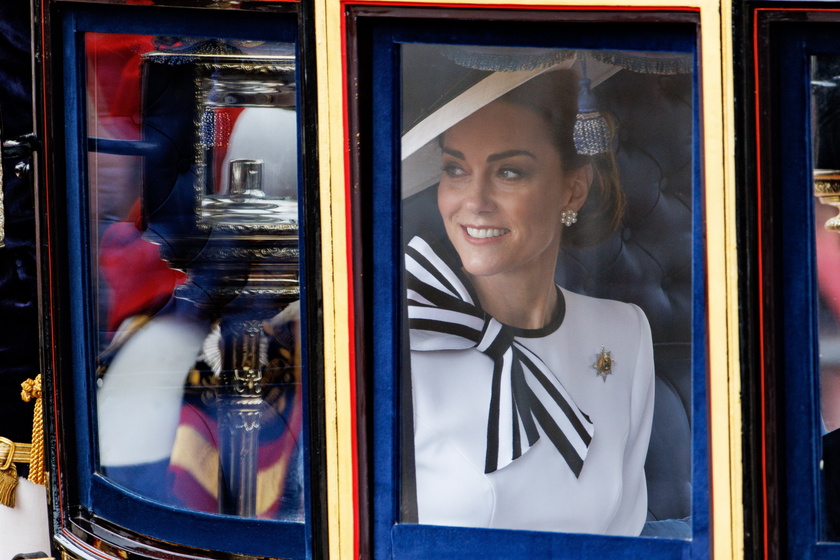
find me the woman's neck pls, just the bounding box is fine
[467,268,558,330]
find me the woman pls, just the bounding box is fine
[404,69,655,536]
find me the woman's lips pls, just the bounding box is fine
[464,226,510,239]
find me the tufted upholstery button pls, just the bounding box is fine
[661,276,672,289]
[622,228,632,242]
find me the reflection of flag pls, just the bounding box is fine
[166,378,304,520]
[200,107,245,194]
[86,33,156,139]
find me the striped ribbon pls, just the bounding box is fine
[405,235,594,476]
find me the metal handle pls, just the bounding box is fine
[0,133,40,249]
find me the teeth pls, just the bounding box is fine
[466,227,509,239]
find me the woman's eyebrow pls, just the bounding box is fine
[441,147,465,160]
[487,150,536,162]
[440,147,537,162]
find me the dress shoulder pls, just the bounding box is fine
[558,287,651,339]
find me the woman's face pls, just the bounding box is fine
[437,99,589,282]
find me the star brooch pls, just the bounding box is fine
[592,347,614,382]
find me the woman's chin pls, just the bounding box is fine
[458,258,505,279]
[452,241,514,279]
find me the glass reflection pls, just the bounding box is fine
[86,33,303,521]
[812,54,840,540]
[400,44,694,538]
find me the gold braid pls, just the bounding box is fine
[21,375,45,486]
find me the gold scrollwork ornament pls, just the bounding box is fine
[814,172,840,232]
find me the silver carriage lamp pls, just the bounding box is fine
[140,40,299,517]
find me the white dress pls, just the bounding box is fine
[410,287,655,536]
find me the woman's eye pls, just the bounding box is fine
[498,167,525,180]
[442,163,466,178]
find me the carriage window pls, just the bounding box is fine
[86,32,305,522]
[748,17,840,555]
[398,42,695,540]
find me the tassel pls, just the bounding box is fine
[21,375,45,486]
[0,462,17,508]
[573,59,611,156]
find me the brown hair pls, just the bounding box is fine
[497,69,624,249]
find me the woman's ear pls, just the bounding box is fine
[565,163,593,212]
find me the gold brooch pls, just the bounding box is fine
[592,347,614,382]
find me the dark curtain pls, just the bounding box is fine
[0,0,39,473]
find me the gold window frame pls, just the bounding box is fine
[312,0,741,558]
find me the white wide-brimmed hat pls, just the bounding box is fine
[400,46,692,199]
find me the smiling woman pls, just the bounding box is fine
[401,62,656,536]
[437,87,594,329]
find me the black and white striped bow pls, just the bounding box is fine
[405,235,594,476]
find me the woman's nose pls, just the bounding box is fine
[463,174,495,213]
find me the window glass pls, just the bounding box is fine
[400,44,694,538]
[86,32,304,521]
[812,53,840,540]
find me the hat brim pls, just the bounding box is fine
[400,52,624,199]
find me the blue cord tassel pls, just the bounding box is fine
[573,60,611,156]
